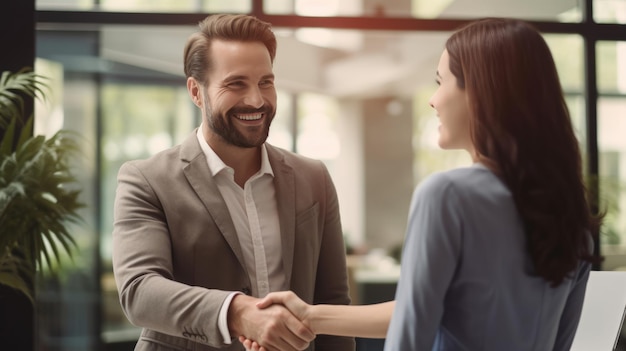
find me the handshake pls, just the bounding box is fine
[231,291,392,351]
[232,291,316,351]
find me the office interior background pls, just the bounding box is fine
[6,0,626,349]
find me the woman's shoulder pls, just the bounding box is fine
[420,164,495,189]
[416,164,508,205]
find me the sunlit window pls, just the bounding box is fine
[597,41,626,269]
[99,82,194,340]
[36,0,251,12]
[296,93,341,160]
[266,90,294,150]
[594,0,626,24]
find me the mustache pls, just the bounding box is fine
[228,105,273,115]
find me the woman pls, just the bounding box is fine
[242,17,601,351]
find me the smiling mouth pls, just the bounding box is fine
[235,113,263,121]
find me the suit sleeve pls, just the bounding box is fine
[384,174,463,351]
[312,162,356,351]
[112,161,231,347]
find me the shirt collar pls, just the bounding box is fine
[196,125,274,178]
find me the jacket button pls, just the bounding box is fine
[242,287,251,295]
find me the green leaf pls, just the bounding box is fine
[0,68,82,302]
[0,68,48,131]
[0,117,16,156]
[0,249,34,303]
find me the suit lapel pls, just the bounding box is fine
[267,145,296,288]
[179,130,247,273]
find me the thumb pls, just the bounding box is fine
[255,291,294,309]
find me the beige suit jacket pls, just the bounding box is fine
[112,130,355,351]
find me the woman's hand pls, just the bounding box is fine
[239,335,265,351]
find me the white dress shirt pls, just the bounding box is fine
[196,127,285,344]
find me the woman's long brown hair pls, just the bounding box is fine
[446,18,601,286]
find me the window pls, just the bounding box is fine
[597,41,626,268]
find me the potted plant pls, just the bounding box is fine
[0,67,83,303]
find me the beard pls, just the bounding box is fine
[203,97,275,148]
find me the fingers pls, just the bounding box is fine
[233,293,315,351]
[239,336,261,351]
[282,306,315,342]
[239,336,251,349]
[239,336,267,351]
[240,336,283,351]
[258,305,313,350]
[245,305,312,350]
[257,291,310,324]
[238,336,250,350]
[256,291,296,309]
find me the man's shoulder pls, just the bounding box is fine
[121,144,184,173]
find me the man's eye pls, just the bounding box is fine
[229,81,245,88]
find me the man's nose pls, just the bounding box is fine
[243,87,264,108]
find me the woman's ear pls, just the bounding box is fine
[187,77,202,108]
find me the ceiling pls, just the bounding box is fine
[97,0,578,98]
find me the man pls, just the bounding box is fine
[112,14,355,351]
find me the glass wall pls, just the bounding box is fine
[99,81,196,343]
[595,0,626,24]
[36,0,251,13]
[34,58,100,351]
[597,40,626,270]
[37,0,582,21]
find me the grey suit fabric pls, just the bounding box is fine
[112,129,355,351]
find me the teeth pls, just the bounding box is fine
[236,113,262,121]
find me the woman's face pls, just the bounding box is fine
[429,49,473,153]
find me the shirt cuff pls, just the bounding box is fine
[218,291,243,344]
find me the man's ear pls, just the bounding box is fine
[187,77,202,108]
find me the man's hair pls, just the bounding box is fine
[183,14,277,84]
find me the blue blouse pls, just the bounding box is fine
[384,164,591,351]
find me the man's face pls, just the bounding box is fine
[201,39,277,148]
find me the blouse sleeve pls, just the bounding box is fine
[552,235,593,351]
[384,173,464,351]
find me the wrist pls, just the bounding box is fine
[227,293,254,336]
[307,305,320,335]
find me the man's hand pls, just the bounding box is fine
[228,293,314,351]
[256,291,312,328]
[238,291,315,351]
